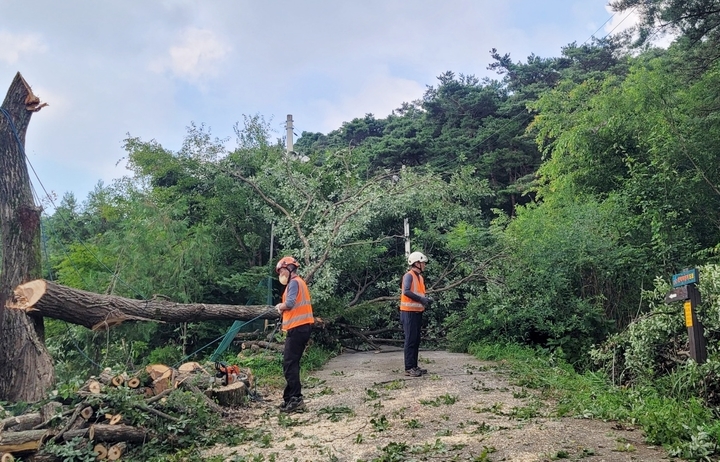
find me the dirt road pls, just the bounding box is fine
[204,348,670,461]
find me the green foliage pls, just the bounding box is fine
[41,437,97,462]
[472,341,720,459]
[590,264,720,404]
[447,199,626,364]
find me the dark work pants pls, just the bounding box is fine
[400,311,422,371]
[282,323,312,402]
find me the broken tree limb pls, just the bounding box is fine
[6,280,278,330]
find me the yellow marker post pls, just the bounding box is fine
[667,269,706,364]
[683,301,693,327]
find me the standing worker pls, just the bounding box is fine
[400,251,433,377]
[275,256,314,413]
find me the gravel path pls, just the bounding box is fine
[204,348,670,462]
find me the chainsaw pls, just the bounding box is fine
[214,361,241,386]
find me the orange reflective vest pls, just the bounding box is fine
[400,270,425,312]
[281,276,314,331]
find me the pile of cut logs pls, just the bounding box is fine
[0,362,253,461]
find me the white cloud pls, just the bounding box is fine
[0,31,47,64]
[151,28,230,83]
[313,74,426,133]
[605,5,675,48]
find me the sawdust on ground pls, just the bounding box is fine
[203,348,672,462]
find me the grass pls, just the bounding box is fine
[468,342,720,459]
[234,344,337,388]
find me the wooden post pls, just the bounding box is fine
[684,284,707,364]
[669,269,707,365]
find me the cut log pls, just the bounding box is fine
[205,381,247,407]
[93,443,108,460]
[0,429,47,453]
[98,370,114,385]
[126,377,140,389]
[79,406,94,421]
[153,372,172,395]
[107,442,126,461]
[87,424,147,444]
[0,413,42,432]
[78,379,102,396]
[177,362,208,374]
[110,375,124,387]
[108,414,122,426]
[146,364,170,381]
[1,453,15,462]
[7,279,278,330]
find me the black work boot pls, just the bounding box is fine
[280,396,306,413]
[405,368,422,377]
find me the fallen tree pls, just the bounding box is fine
[6,279,279,330]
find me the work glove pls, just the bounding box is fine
[423,297,434,309]
[275,303,283,315]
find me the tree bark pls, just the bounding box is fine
[0,429,48,454]
[6,279,278,329]
[0,413,43,432]
[0,72,54,403]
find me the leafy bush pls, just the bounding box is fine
[590,264,720,405]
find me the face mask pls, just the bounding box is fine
[279,274,289,285]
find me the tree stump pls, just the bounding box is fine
[205,381,247,407]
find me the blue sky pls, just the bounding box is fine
[0,1,638,206]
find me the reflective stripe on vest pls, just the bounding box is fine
[400,271,425,312]
[281,276,314,331]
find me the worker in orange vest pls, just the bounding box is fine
[275,256,314,413]
[400,251,433,377]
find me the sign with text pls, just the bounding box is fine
[672,269,699,288]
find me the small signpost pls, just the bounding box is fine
[665,268,706,364]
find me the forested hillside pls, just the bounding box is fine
[18,0,720,458]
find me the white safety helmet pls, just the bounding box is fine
[407,251,428,266]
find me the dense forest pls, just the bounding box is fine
[3,0,720,459]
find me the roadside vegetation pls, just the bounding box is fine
[2,1,720,460]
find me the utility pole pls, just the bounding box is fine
[404,218,410,256]
[286,114,294,154]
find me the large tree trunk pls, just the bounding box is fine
[7,279,278,329]
[0,73,54,403]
